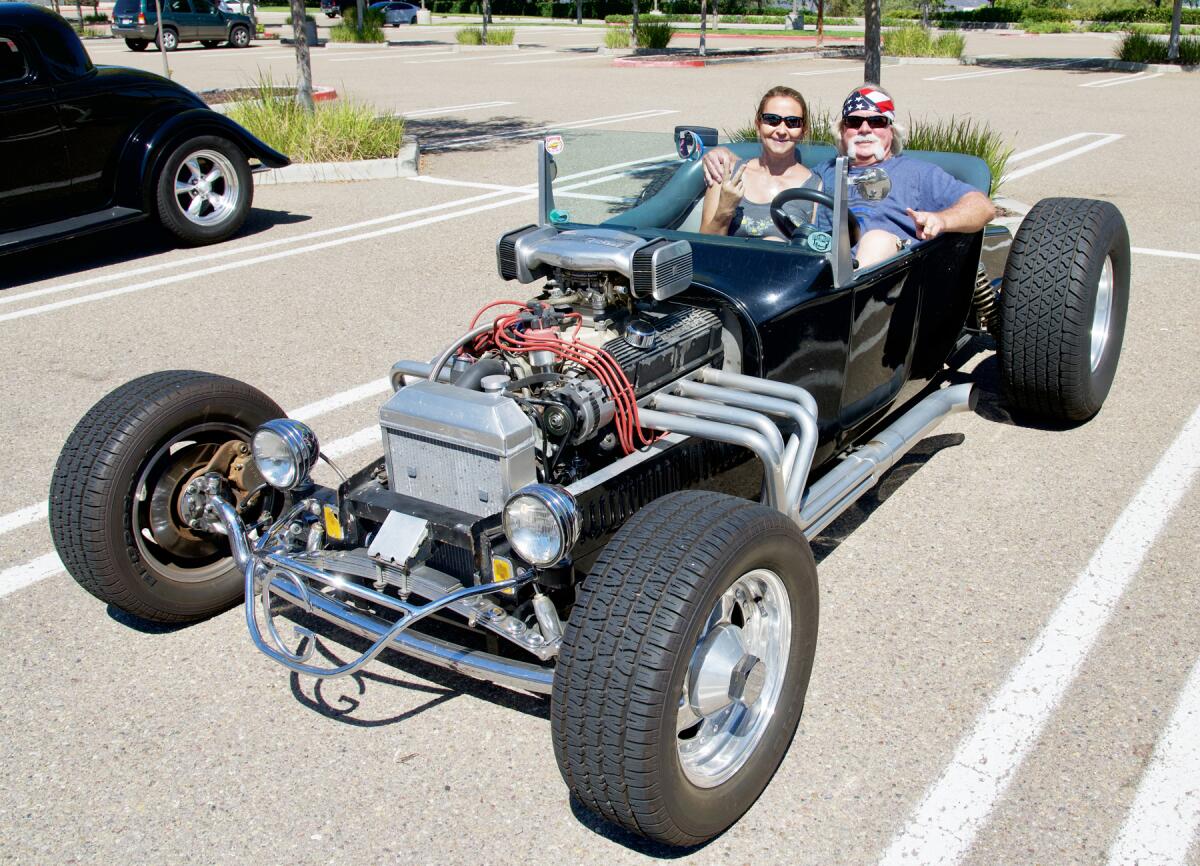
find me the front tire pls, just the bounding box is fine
[154,134,253,246]
[999,197,1130,422]
[551,491,819,846]
[228,24,250,47]
[49,371,285,624]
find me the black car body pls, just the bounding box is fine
[110,0,255,50]
[50,129,1131,846]
[0,4,288,257]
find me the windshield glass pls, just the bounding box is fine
[543,129,697,228]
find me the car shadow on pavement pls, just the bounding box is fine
[405,116,551,154]
[106,604,194,633]
[277,608,551,724]
[0,208,311,291]
[569,795,709,857]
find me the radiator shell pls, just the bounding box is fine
[379,381,538,517]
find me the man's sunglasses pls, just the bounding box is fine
[759,113,805,130]
[845,115,892,130]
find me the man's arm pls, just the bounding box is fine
[906,190,995,240]
[702,146,738,187]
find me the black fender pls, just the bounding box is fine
[115,108,289,212]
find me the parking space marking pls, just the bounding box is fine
[1002,133,1122,182]
[400,100,514,117]
[411,176,525,191]
[877,403,1200,866]
[495,53,600,65]
[1106,656,1200,866]
[429,108,678,150]
[0,553,63,600]
[1079,72,1164,88]
[925,60,1072,81]
[0,502,46,536]
[408,50,557,64]
[1132,247,1200,262]
[1007,132,1097,164]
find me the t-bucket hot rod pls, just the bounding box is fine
[49,128,1130,847]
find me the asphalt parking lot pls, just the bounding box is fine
[1,25,1198,865]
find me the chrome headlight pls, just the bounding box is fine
[251,419,319,490]
[502,484,580,567]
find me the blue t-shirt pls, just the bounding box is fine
[815,154,976,243]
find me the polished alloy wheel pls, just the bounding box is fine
[676,568,791,787]
[172,149,242,227]
[1090,255,1114,372]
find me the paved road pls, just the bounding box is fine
[1,34,1197,866]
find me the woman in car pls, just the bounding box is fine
[699,85,821,241]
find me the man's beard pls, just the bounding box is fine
[850,134,886,163]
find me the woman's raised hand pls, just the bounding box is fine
[718,163,748,213]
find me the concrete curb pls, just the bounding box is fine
[203,85,338,116]
[253,138,419,185]
[961,54,1196,73]
[452,43,524,51]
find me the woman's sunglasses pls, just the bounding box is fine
[844,115,892,130]
[759,113,805,130]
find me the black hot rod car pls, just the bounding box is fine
[49,129,1129,846]
[0,4,287,257]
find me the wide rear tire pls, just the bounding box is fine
[999,197,1130,422]
[551,490,819,847]
[49,371,284,623]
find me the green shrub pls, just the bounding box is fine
[1021,20,1076,32]
[605,13,786,23]
[456,26,515,43]
[456,26,482,42]
[729,107,1011,196]
[1085,21,1124,32]
[1018,6,1071,22]
[635,19,674,48]
[1117,30,1200,64]
[85,12,109,22]
[284,13,315,23]
[604,26,630,47]
[883,24,964,57]
[226,77,404,162]
[330,7,385,40]
[485,26,515,43]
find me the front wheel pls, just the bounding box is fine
[126,37,149,50]
[228,24,250,47]
[551,491,819,847]
[999,197,1130,422]
[49,371,285,624]
[154,134,253,246]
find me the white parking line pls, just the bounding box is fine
[408,50,557,64]
[789,65,863,76]
[400,100,514,117]
[431,108,678,149]
[1132,247,1200,262]
[495,53,600,65]
[0,502,46,536]
[327,48,452,62]
[876,403,1200,866]
[1002,133,1122,182]
[1080,72,1164,88]
[1007,132,1097,164]
[925,60,1071,81]
[1106,656,1200,866]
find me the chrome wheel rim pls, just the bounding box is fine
[676,568,791,788]
[172,149,241,227]
[160,29,176,48]
[1090,255,1115,372]
[232,27,248,45]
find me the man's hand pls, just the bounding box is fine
[906,207,947,240]
[717,163,748,214]
[703,146,738,188]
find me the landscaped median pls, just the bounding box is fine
[199,83,418,184]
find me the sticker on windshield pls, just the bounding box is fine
[807,232,833,253]
[544,135,564,156]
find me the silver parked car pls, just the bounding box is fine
[370,0,418,25]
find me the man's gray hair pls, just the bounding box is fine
[831,83,906,156]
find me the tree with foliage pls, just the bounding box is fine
[289,0,315,110]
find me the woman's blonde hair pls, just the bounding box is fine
[756,85,810,138]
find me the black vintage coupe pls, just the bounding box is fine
[0,4,287,257]
[49,128,1129,846]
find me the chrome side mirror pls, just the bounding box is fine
[851,166,891,201]
[677,129,704,161]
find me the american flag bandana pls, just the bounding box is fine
[842,87,896,121]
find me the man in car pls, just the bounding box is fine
[703,85,996,268]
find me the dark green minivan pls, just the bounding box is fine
[110,0,254,51]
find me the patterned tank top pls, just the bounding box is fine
[728,159,823,242]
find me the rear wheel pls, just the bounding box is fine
[126,37,149,50]
[551,490,819,846]
[49,371,284,624]
[154,134,252,246]
[158,26,178,50]
[999,197,1130,422]
[229,24,250,47]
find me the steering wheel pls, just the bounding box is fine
[769,187,860,248]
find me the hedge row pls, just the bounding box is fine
[888,5,1199,25]
[605,12,787,22]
